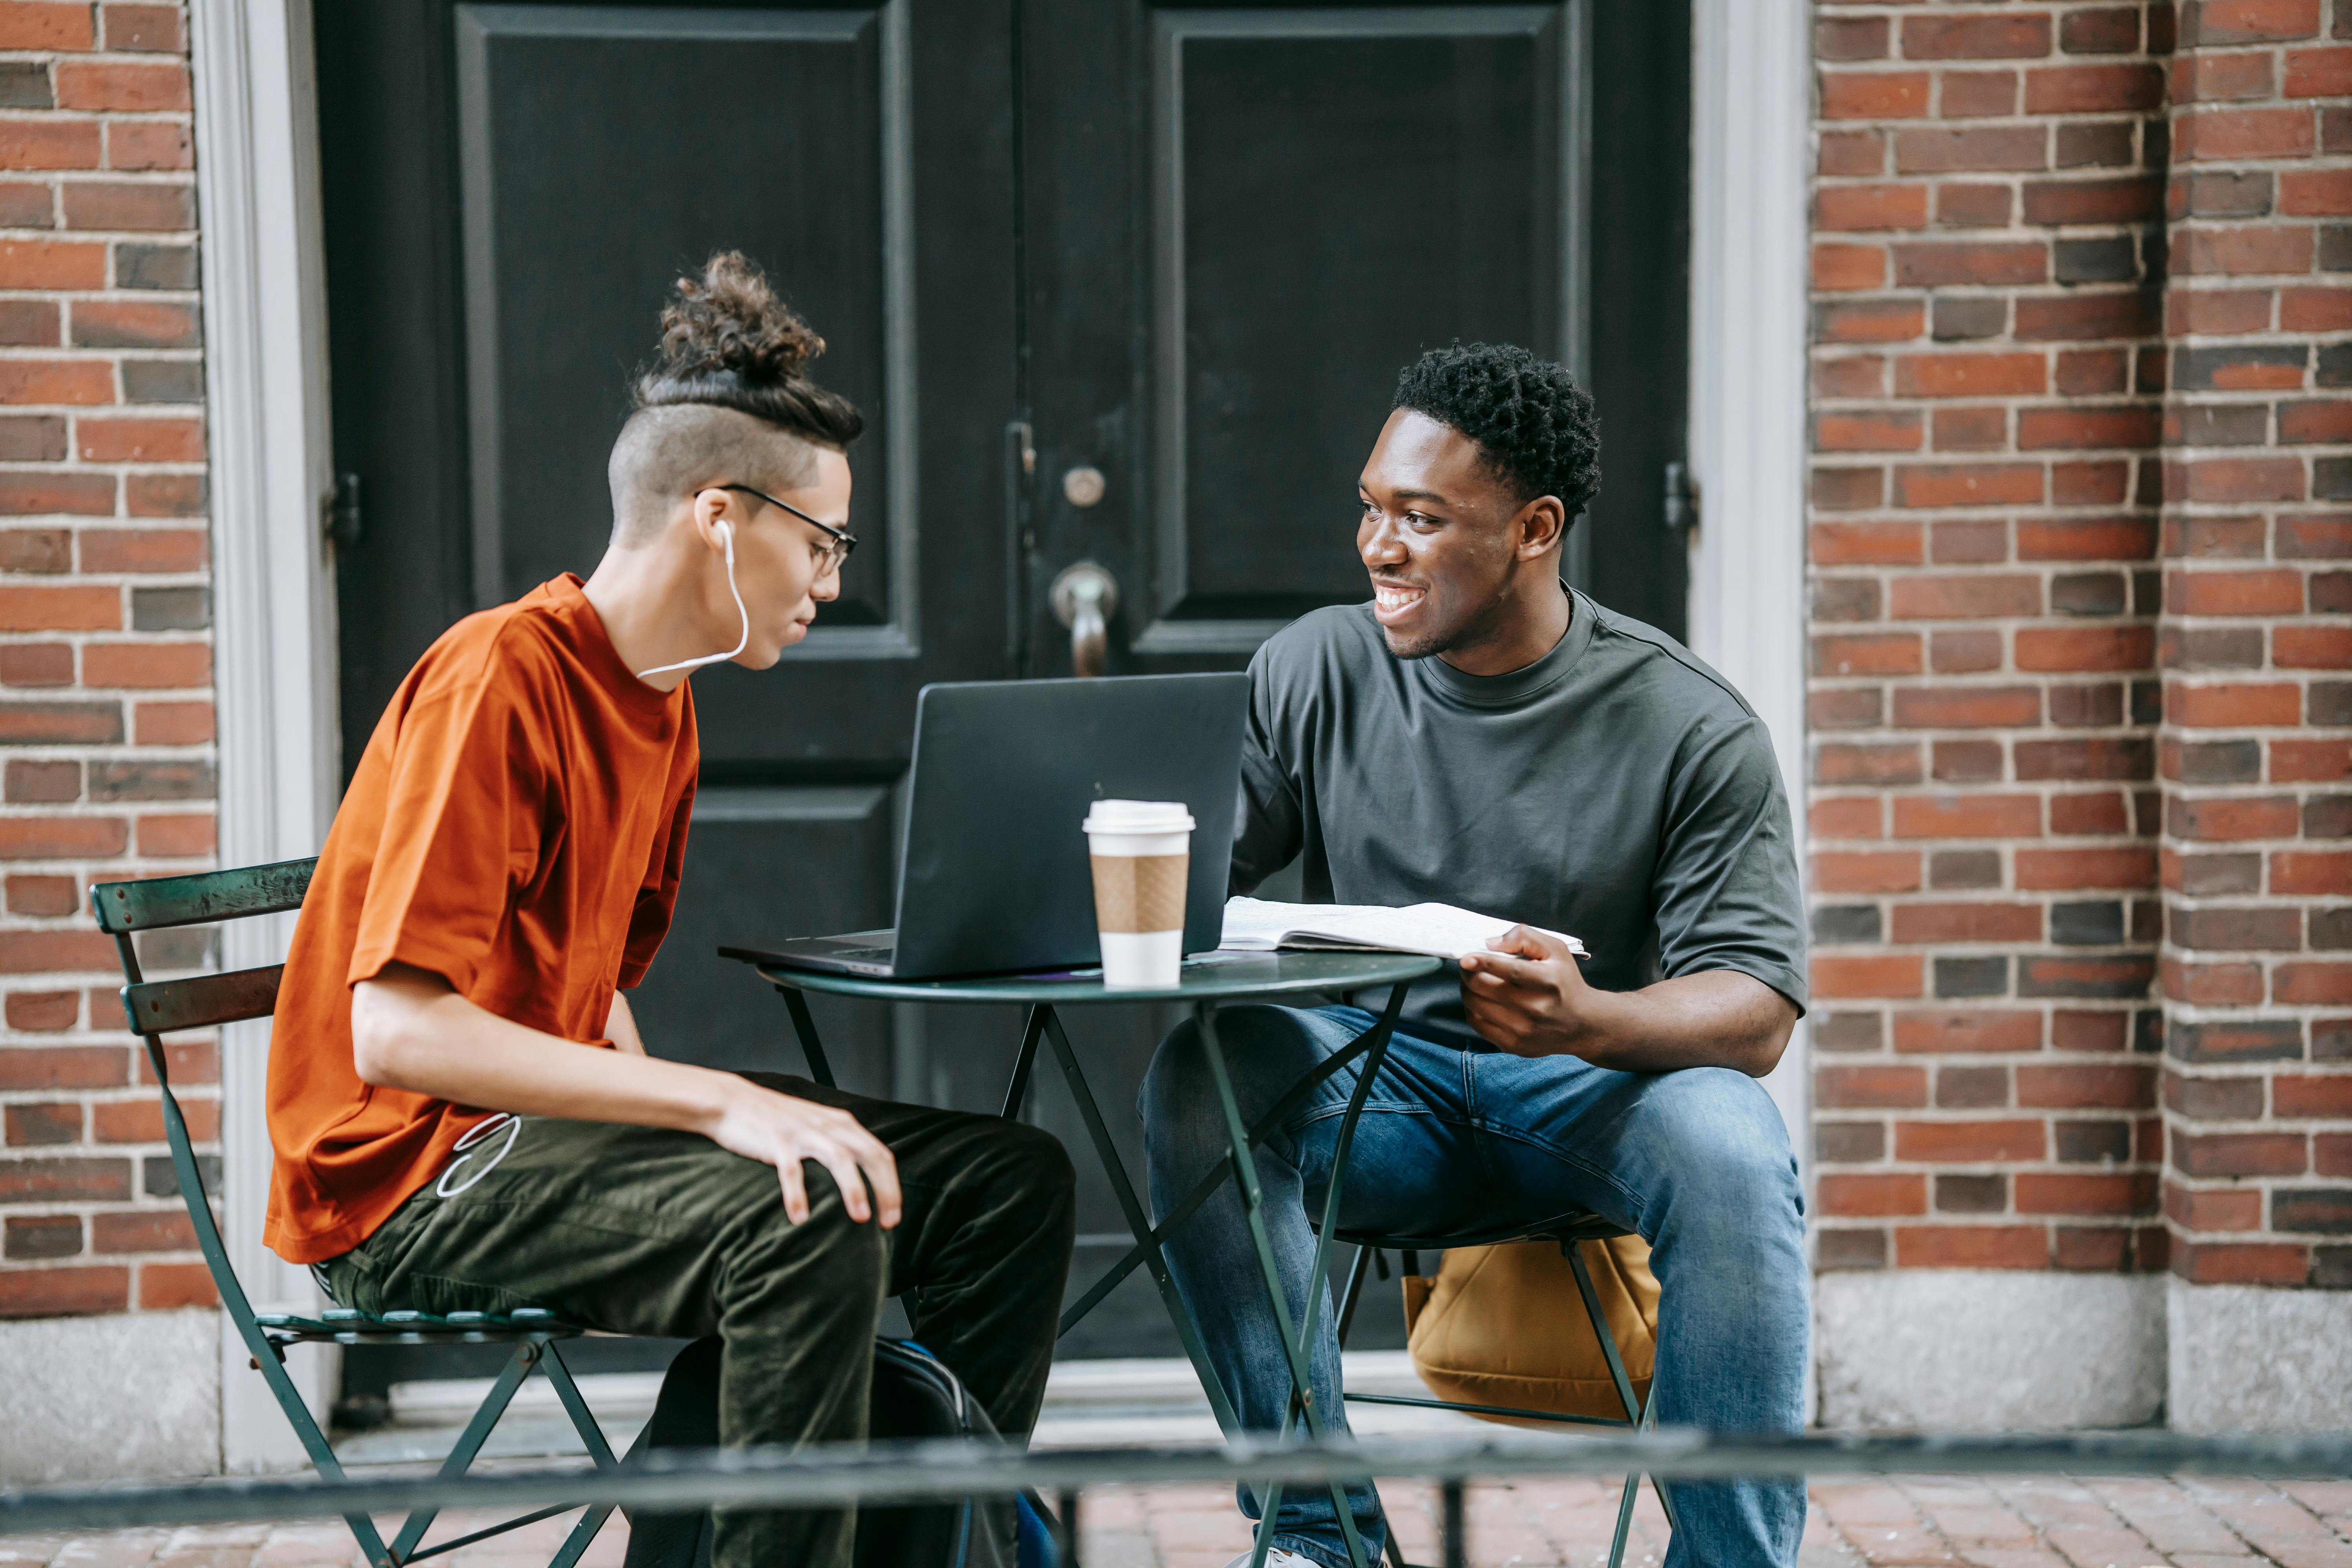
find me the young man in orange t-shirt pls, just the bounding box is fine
[265,255,1074,1568]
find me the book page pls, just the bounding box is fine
[1221,897,1587,959]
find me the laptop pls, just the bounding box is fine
[720,672,1249,980]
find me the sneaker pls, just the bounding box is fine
[1220,1551,1322,1568]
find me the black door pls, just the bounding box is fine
[315,0,1688,1386]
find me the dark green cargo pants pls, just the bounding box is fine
[323,1073,1078,1568]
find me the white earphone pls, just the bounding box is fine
[634,518,751,679]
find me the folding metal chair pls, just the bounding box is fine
[1328,1211,1681,1568]
[93,857,631,1568]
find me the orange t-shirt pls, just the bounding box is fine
[263,575,698,1263]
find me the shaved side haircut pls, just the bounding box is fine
[607,251,864,542]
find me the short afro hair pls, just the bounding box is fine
[1392,343,1601,517]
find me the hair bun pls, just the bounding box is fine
[653,251,824,387]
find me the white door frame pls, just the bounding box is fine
[191,0,340,1472]
[1687,0,1813,1168]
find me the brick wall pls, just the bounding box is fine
[1809,0,2175,1274]
[0,0,215,1321]
[2158,0,2352,1289]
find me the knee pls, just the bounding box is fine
[1138,1005,1312,1141]
[1643,1068,1800,1214]
[988,1118,1077,1214]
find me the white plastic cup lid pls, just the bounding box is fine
[1082,799,1194,835]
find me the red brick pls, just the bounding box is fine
[1901,13,2051,58]
[0,120,100,173]
[136,812,214,858]
[1815,466,1887,511]
[1896,1120,2048,1161]
[1820,129,1887,178]
[1893,685,2043,728]
[1891,795,2043,840]
[1813,953,1926,999]
[1822,71,1932,120]
[125,474,203,517]
[1888,574,2041,620]
[2019,518,2156,563]
[1815,298,1925,344]
[71,299,198,350]
[2018,407,2160,451]
[1889,901,2043,942]
[1929,407,2008,453]
[2273,738,2352,780]
[137,1261,216,1310]
[2015,627,2154,673]
[2274,850,2352,893]
[53,60,188,113]
[2169,1187,2265,1231]
[59,180,193,233]
[2054,460,2132,505]
[2170,288,2276,336]
[76,527,205,575]
[2174,51,2280,102]
[77,641,208,690]
[1896,127,2051,176]
[2189,0,2322,45]
[1817,1174,1927,1218]
[2278,626,2352,668]
[2024,176,2162,227]
[4,872,77,913]
[89,1210,194,1254]
[74,416,200,464]
[1811,521,1923,566]
[1816,412,1924,452]
[2280,169,2352,217]
[1815,354,1890,399]
[101,3,185,52]
[2015,1172,2155,1216]
[132,699,211,745]
[2049,791,2131,834]
[1895,352,2046,399]
[2018,1064,2153,1111]
[1813,242,1888,291]
[2173,1130,2307,1176]
[105,120,191,174]
[0,359,113,408]
[1940,73,2020,122]
[1896,464,2046,509]
[2280,517,2352,558]
[2281,399,2352,443]
[2277,962,2352,1004]
[0,814,125,862]
[2165,956,2268,1004]
[2,988,75,1029]
[0,1045,122,1091]
[1817,1065,1929,1109]
[2166,679,2302,731]
[1817,183,1930,232]
[2171,1240,2309,1285]
[1893,241,2048,287]
[2014,846,2157,890]
[2173,224,2317,275]
[2284,44,2352,96]
[92,1097,214,1143]
[0,1265,129,1318]
[1895,1009,2042,1054]
[0,473,115,516]
[2025,63,2165,114]
[1813,688,1884,730]
[1895,1226,2049,1269]
[1812,795,1886,837]
[1812,633,1922,678]
[2275,1074,2352,1117]
[1929,628,2003,672]
[0,2,93,48]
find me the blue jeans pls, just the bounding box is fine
[1139,1004,1808,1568]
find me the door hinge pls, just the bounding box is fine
[325,472,363,552]
[1663,460,1697,534]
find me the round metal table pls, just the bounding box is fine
[742,948,1440,1568]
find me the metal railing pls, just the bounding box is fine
[5,1429,2350,1566]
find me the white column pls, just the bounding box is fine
[1687,0,1813,1168]
[191,0,341,1472]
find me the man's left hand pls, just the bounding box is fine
[1458,926,1610,1060]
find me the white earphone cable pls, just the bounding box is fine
[634,522,750,679]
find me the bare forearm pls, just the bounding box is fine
[354,970,727,1132]
[1575,971,1797,1076]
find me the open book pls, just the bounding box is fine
[1220,897,1588,960]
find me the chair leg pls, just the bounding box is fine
[389,1339,541,1562]
[1335,1244,1376,1349]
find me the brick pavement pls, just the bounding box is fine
[1,1475,2345,1568]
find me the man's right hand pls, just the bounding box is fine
[702,1082,903,1228]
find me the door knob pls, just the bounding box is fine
[1049,561,1120,678]
[1062,465,1106,507]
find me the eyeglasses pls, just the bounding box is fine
[719,483,858,574]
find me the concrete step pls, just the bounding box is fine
[333,1352,1492,1466]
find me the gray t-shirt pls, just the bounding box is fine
[1232,589,1808,1047]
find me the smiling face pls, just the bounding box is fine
[1357,408,1552,662]
[715,443,851,667]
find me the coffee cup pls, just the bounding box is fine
[1082,799,1194,989]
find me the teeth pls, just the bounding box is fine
[1374,585,1424,611]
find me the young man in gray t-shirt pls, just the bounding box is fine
[1142,343,1810,1568]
